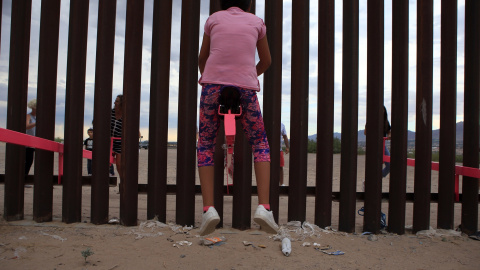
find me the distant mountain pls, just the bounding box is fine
[307,121,464,142]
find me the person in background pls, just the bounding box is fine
[84,128,94,175]
[25,99,37,175]
[363,105,391,178]
[111,95,124,192]
[279,123,290,186]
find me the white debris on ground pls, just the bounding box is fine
[271,221,336,242]
[416,227,462,238]
[129,217,193,239]
[40,232,67,242]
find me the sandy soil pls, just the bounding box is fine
[0,142,479,269]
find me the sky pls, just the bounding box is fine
[0,0,467,142]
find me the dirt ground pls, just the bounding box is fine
[0,142,479,269]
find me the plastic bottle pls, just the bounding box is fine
[282,238,291,256]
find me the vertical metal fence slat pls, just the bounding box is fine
[62,0,90,224]
[364,0,384,234]
[339,0,359,233]
[461,0,479,235]
[288,0,309,223]
[263,0,283,222]
[176,0,200,227]
[4,0,32,221]
[232,121,252,230]
[437,0,458,230]
[231,0,255,230]
[121,0,144,226]
[34,0,61,223]
[315,0,335,228]
[214,127,225,227]
[147,0,172,222]
[388,0,409,235]
[413,0,434,233]
[91,0,117,225]
[209,0,225,228]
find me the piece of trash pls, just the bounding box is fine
[314,245,331,251]
[362,232,372,235]
[13,247,27,259]
[180,254,186,258]
[367,235,378,242]
[258,244,267,248]
[313,243,321,247]
[200,236,226,246]
[321,250,345,255]
[108,218,120,224]
[243,241,253,246]
[167,238,174,242]
[18,236,27,240]
[173,241,192,248]
[282,238,291,257]
[41,232,66,242]
[302,242,311,247]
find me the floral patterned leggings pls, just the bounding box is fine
[197,84,270,167]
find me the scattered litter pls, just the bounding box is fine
[180,254,186,258]
[129,218,169,239]
[169,223,193,234]
[243,241,253,246]
[313,243,321,248]
[367,235,378,242]
[416,228,462,238]
[272,221,332,242]
[173,241,192,248]
[314,245,331,251]
[18,236,27,240]
[362,232,373,235]
[41,232,67,242]
[257,244,266,248]
[200,236,226,246]
[302,242,311,247]
[321,250,345,255]
[281,238,291,256]
[12,247,26,259]
[108,218,120,225]
[166,238,174,242]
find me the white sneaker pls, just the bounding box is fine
[199,207,220,236]
[253,205,279,234]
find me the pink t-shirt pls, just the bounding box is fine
[199,7,267,91]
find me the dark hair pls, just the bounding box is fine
[221,0,251,11]
[88,128,93,132]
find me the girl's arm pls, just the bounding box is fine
[198,34,211,74]
[26,114,35,130]
[256,35,271,76]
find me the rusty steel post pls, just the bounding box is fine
[288,0,309,223]
[120,0,144,226]
[4,0,32,221]
[232,121,253,230]
[147,0,172,222]
[263,0,283,222]
[208,0,225,228]
[176,0,200,227]
[315,0,334,228]
[364,0,384,234]
[338,0,359,233]
[437,0,458,230]
[461,0,479,235]
[91,0,117,225]
[62,0,90,224]
[388,0,409,235]
[413,0,433,233]
[33,0,61,223]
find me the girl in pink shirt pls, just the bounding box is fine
[197,0,278,236]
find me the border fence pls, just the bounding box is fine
[1,0,479,235]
